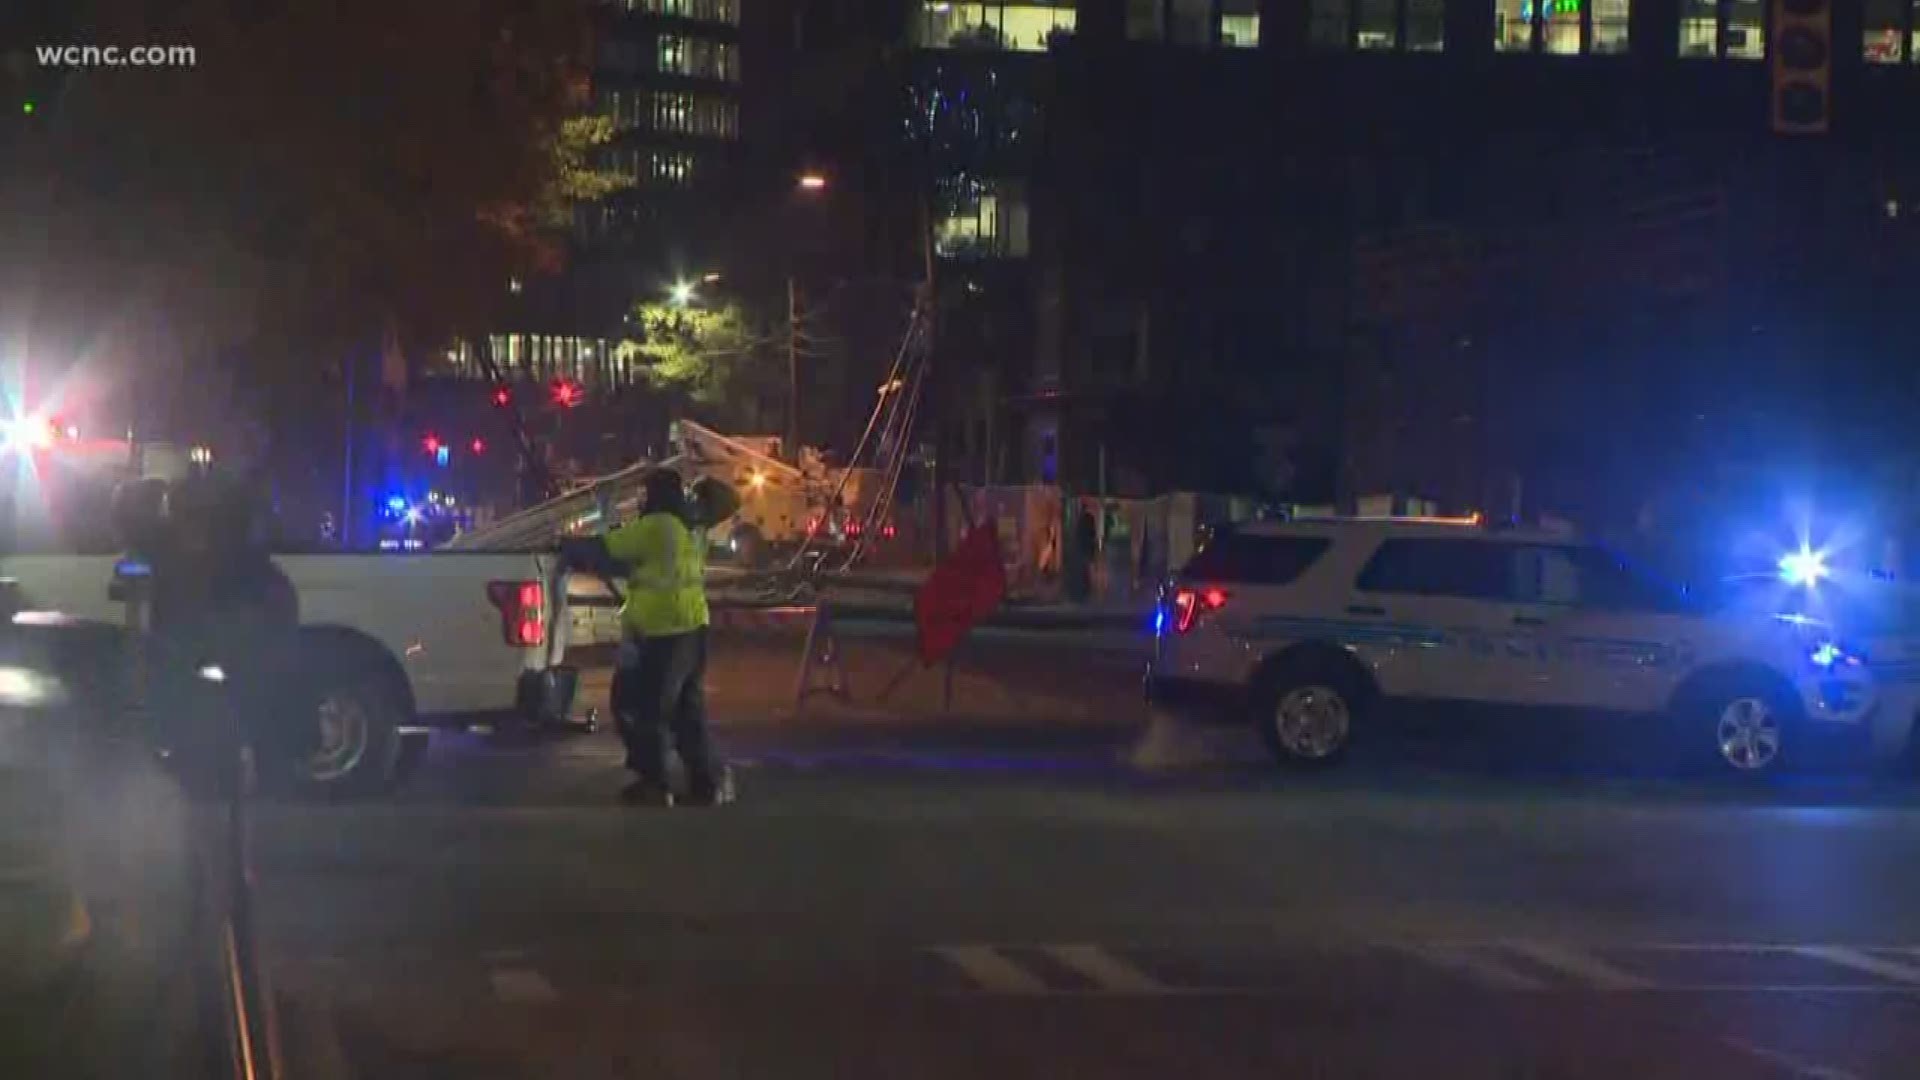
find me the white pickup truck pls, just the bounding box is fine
[0,550,574,795]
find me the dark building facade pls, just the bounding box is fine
[883,0,1920,529]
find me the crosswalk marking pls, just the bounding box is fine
[488,967,558,1004]
[1401,944,1548,991]
[931,945,1052,994]
[922,941,1920,997]
[1791,946,1920,986]
[1504,940,1654,991]
[1042,943,1169,993]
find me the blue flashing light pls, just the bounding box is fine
[1809,642,1843,668]
[434,445,451,468]
[1778,546,1828,588]
[1151,606,1167,635]
[385,494,407,514]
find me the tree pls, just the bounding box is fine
[535,115,635,232]
[618,301,785,431]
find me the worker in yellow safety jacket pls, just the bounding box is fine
[598,467,736,806]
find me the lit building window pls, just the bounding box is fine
[1678,0,1716,55]
[920,3,1077,51]
[1493,0,1626,55]
[658,34,686,72]
[622,0,740,26]
[1542,0,1581,53]
[650,150,696,185]
[934,179,1029,260]
[1220,0,1258,46]
[1494,0,1534,51]
[1357,0,1397,50]
[1408,0,1446,50]
[1682,0,1764,59]
[1726,0,1762,58]
[1867,0,1905,62]
[1593,0,1630,52]
[655,34,737,80]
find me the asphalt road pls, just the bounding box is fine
[235,706,1920,1080]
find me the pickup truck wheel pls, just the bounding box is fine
[294,672,405,798]
[1255,658,1366,768]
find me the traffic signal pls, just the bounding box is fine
[491,385,512,408]
[550,378,583,408]
[1771,0,1831,135]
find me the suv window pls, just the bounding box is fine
[1543,545,1694,613]
[1355,538,1515,600]
[1181,534,1330,586]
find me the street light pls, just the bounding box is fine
[797,172,828,192]
[669,280,696,306]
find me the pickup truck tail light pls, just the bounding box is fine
[1170,586,1228,634]
[487,580,546,647]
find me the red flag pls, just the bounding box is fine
[914,519,1007,664]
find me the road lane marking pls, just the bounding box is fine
[1503,940,1654,991]
[1041,944,1168,993]
[1401,945,1547,991]
[488,967,558,1004]
[1720,1036,1863,1080]
[1791,946,1920,986]
[930,945,1051,994]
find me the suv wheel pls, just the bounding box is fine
[1688,676,1799,777]
[1257,662,1364,767]
[1712,693,1786,775]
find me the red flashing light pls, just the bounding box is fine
[1171,586,1228,634]
[551,379,582,408]
[491,386,512,408]
[470,437,487,455]
[422,434,442,455]
[881,522,897,540]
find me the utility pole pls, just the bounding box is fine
[787,275,800,460]
[920,192,947,558]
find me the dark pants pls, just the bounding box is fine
[611,628,716,795]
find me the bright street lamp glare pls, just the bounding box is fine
[670,281,696,305]
[798,173,828,191]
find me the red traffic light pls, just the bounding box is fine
[550,378,582,408]
[491,386,512,408]
[470,437,486,455]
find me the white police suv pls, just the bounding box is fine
[1145,517,1882,775]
